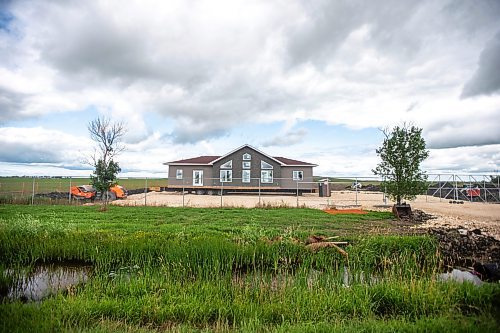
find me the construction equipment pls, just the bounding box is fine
[70,185,96,200]
[108,185,128,199]
[70,184,127,201]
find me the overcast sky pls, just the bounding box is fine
[0,0,499,177]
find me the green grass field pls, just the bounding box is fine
[0,205,499,332]
[0,177,167,204]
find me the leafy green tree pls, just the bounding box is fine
[88,117,126,206]
[90,159,121,201]
[373,124,429,205]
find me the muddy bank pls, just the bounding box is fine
[427,228,500,267]
[391,209,500,281]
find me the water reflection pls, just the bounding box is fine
[4,263,92,302]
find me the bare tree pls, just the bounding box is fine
[88,116,126,207]
[88,117,126,165]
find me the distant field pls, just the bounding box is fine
[0,177,168,195]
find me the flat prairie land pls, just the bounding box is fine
[0,177,166,193]
[117,190,500,239]
[1,205,499,332]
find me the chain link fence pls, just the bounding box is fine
[0,174,498,207]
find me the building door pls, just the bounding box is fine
[193,170,203,186]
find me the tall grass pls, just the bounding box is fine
[0,205,498,332]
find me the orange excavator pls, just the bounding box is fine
[70,184,127,201]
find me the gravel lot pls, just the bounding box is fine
[114,190,500,239]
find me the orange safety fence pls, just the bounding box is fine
[324,208,368,215]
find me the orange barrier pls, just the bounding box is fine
[324,208,368,215]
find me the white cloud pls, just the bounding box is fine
[0,0,499,175]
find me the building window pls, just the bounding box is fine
[261,170,273,183]
[261,161,273,169]
[242,161,251,169]
[293,171,304,181]
[221,160,232,169]
[242,170,250,183]
[243,153,251,160]
[176,169,183,179]
[220,170,232,182]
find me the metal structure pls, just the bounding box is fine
[426,174,500,203]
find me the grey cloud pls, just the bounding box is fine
[286,1,360,67]
[155,71,303,143]
[287,0,500,69]
[461,31,500,98]
[40,12,190,86]
[27,1,273,90]
[286,0,421,67]
[443,0,500,36]
[0,87,27,122]
[18,1,216,89]
[171,125,228,144]
[406,101,419,112]
[0,141,62,163]
[262,128,307,147]
[167,105,247,143]
[428,134,500,150]
[425,115,500,149]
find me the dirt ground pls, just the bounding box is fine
[114,190,500,240]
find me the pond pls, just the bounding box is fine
[2,263,92,302]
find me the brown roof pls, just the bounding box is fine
[273,157,317,166]
[168,155,315,166]
[168,156,220,164]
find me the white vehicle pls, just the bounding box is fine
[351,182,362,189]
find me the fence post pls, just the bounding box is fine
[454,174,458,201]
[182,180,185,207]
[31,177,35,205]
[469,175,472,202]
[258,178,261,206]
[439,174,442,202]
[144,177,148,206]
[69,177,72,204]
[425,177,428,202]
[296,180,299,208]
[220,181,223,208]
[383,175,387,205]
[355,177,358,206]
[484,177,487,203]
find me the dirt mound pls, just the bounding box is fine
[428,227,500,267]
[394,208,436,224]
[34,192,69,200]
[411,210,436,223]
